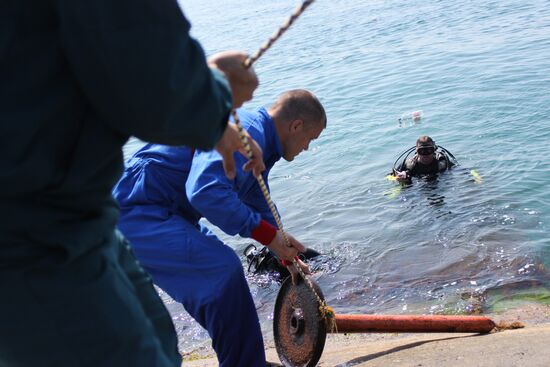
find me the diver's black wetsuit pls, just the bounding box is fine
[244,245,320,280]
[398,152,453,180]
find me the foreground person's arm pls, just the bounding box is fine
[56,1,254,150]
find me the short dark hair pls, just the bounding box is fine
[270,89,327,129]
[416,135,435,148]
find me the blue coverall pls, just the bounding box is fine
[1,2,232,366]
[114,107,282,367]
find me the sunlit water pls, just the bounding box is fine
[123,0,550,355]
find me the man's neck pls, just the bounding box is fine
[269,108,285,142]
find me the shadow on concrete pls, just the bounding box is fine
[334,334,485,367]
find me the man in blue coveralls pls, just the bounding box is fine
[1,2,264,367]
[113,89,327,367]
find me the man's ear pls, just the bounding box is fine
[290,119,304,133]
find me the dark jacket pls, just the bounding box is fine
[399,152,451,179]
[0,1,232,265]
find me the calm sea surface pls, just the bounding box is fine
[123,0,550,355]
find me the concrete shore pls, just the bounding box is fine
[184,303,550,366]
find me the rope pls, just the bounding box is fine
[232,109,335,329]
[244,0,315,69]
[229,0,336,330]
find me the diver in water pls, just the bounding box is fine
[392,135,457,183]
[244,244,320,280]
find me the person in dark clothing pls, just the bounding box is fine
[394,136,455,182]
[0,2,264,367]
[244,244,320,279]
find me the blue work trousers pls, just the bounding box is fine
[118,206,266,367]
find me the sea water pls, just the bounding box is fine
[123,0,550,354]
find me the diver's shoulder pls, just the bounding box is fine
[403,157,416,170]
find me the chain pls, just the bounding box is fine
[227,0,335,328]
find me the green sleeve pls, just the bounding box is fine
[56,0,232,149]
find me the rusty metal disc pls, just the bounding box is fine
[273,276,327,367]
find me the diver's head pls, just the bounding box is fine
[416,135,436,164]
[269,89,327,162]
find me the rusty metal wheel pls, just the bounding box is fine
[273,276,327,367]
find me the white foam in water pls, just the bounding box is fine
[398,110,423,124]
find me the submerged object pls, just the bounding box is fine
[244,245,320,279]
[470,169,482,184]
[385,175,403,199]
[386,185,402,199]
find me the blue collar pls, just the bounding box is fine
[257,107,283,161]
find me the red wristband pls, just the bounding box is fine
[280,256,299,267]
[250,220,277,246]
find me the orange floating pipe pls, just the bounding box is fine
[335,314,495,334]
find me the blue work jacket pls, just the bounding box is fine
[114,108,282,238]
